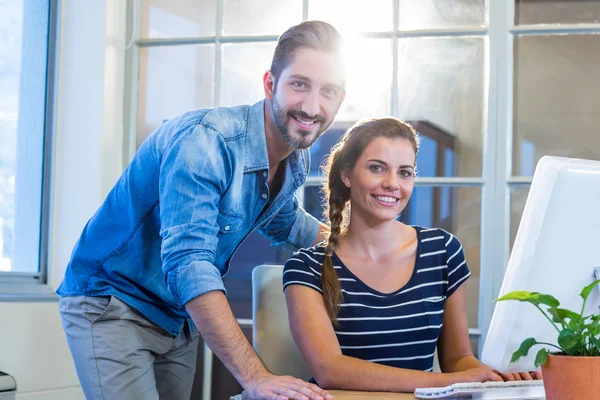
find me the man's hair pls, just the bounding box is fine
[270,20,344,86]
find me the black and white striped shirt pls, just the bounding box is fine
[283,226,471,373]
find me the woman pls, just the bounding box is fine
[283,118,539,392]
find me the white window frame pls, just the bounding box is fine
[0,0,58,301]
[124,1,600,395]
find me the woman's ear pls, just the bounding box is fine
[341,170,351,188]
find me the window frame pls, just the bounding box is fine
[124,0,600,380]
[0,0,58,300]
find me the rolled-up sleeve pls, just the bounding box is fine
[159,125,230,307]
[260,195,320,250]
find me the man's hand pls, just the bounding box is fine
[241,373,333,400]
[186,292,333,399]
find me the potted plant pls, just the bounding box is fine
[496,278,600,400]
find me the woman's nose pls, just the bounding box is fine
[383,175,400,190]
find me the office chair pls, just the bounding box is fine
[249,264,441,387]
[251,264,313,380]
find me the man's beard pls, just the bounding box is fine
[270,96,331,149]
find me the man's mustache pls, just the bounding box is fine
[288,111,325,124]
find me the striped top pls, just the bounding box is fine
[282,226,471,374]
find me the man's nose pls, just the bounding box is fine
[301,90,321,118]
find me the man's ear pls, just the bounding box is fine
[263,71,275,100]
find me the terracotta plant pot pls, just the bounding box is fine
[540,354,600,400]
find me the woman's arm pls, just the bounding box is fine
[437,284,541,381]
[436,284,483,372]
[285,285,501,392]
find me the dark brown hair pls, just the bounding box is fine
[270,20,344,86]
[320,118,420,325]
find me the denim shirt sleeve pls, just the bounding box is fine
[259,194,320,250]
[158,124,230,308]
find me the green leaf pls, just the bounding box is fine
[534,348,549,367]
[496,291,560,307]
[548,307,581,324]
[558,329,579,352]
[590,337,600,353]
[589,337,600,356]
[580,279,600,302]
[510,338,537,364]
[586,321,600,336]
[548,307,581,322]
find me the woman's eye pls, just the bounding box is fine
[400,170,413,177]
[369,165,383,172]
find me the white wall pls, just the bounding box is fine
[0,0,126,398]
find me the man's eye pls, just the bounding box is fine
[292,81,306,89]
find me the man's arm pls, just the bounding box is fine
[312,222,330,246]
[159,128,331,399]
[259,195,324,250]
[186,291,332,399]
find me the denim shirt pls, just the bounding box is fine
[56,100,320,335]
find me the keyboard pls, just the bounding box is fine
[414,380,545,399]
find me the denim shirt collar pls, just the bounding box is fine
[245,99,310,187]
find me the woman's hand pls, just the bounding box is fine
[495,370,543,381]
[449,365,504,384]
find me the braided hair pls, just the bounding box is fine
[320,117,419,325]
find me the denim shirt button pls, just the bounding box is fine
[224,225,230,231]
[263,171,267,177]
[262,193,267,199]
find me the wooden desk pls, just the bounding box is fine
[329,390,414,399]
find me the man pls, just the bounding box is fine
[57,20,346,400]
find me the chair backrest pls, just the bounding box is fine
[252,264,312,380]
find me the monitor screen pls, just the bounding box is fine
[481,156,600,372]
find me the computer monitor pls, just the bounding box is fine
[481,156,600,373]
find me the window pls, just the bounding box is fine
[508,0,600,290]
[127,1,600,397]
[0,0,54,289]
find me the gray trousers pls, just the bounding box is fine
[59,295,199,400]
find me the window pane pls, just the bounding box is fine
[220,42,276,107]
[513,35,600,176]
[303,185,327,223]
[304,185,482,329]
[510,185,530,250]
[404,186,482,329]
[222,0,302,36]
[308,124,346,177]
[308,119,459,179]
[0,0,48,273]
[397,37,485,177]
[137,45,214,146]
[515,0,600,25]
[308,0,394,33]
[140,0,216,38]
[398,0,487,31]
[338,39,392,122]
